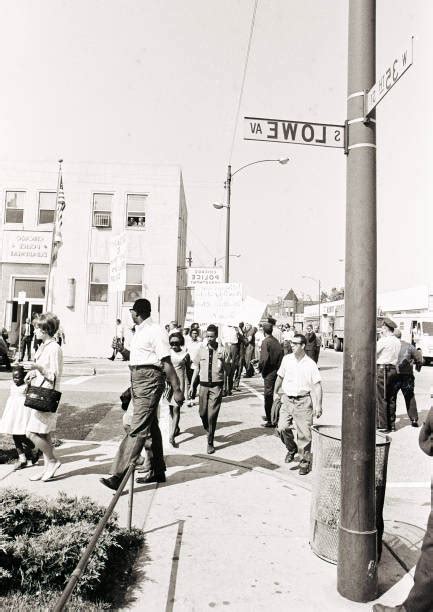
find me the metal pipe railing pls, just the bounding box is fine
[53,462,136,612]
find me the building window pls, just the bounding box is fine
[14,278,46,299]
[38,192,56,224]
[93,193,112,228]
[126,194,146,227]
[123,264,143,303]
[89,263,109,302]
[5,191,25,224]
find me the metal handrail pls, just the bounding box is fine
[53,462,136,612]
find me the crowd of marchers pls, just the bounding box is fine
[0,299,431,612]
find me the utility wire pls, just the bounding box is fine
[228,0,259,164]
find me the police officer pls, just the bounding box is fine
[376,318,401,432]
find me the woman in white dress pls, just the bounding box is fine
[0,364,40,469]
[25,312,64,482]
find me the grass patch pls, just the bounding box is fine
[54,402,115,440]
[0,488,145,608]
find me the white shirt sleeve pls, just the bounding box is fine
[277,356,287,378]
[153,328,171,361]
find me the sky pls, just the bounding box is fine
[0,0,431,304]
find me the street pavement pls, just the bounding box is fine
[0,350,431,611]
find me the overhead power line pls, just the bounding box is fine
[228,0,259,164]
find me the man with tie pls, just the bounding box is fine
[21,318,34,361]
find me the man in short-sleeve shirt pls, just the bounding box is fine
[100,299,184,490]
[376,318,401,432]
[189,324,226,454]
[274,333,323,475]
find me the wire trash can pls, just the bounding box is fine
[309,424,391,564]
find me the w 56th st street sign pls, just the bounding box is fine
[244,117,345,148]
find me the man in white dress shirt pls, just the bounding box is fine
[274,333,323,475]
[376,317,401,432]
[100,299,184,490]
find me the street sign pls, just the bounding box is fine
[244,117,345,148]
[109,233,127,291]
[17,291,26,305]
[186,267,223,287]
[365,38,413,115]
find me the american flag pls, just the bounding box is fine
[51,173,66,264]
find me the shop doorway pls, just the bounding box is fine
[8,301,44,347]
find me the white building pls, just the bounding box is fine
[0,161,188,357]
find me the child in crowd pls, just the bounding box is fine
[0,364,40,469]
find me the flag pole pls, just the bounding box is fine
[45,159,63,312]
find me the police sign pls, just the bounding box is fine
[244,116,344,149]
[186,267,223,287]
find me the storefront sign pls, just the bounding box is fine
[2,231,52,263]
[186,267,223,287]
[194,283,242,325]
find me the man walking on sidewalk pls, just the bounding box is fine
[258,322,283,427]
[100,299,184,490]
[189,324,226,454]
[393,328,423,427]
[273,333,323,475]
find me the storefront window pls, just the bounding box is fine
[123,264,143,303]
[5,191,25,224]
[89,263,109,302]
[38,192,56,224]
[126,194,146,228]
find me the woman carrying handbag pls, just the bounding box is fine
[24,312,64,482]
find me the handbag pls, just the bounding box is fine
[25,376,62,413]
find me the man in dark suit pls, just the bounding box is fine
[258,323,283,427]
[20,318,34,361]
[304,324,318,362]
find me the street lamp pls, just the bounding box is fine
[302,275,321,331]
[213,254,241,266]
[213,157,290,282]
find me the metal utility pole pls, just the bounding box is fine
[186,251,193,267]
[224,165,232,283]
[338,0,377,602]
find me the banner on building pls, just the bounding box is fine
[109,233,127,291]
[186,267,223,287]
[2,231,52,264]
[194,283,242,325]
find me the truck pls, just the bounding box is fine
[389,315,433,364]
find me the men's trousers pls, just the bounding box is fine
[111,367,165,478]
[224,343,239,393]
[376,365,398,429]
[199,384,223,445]
[262,370,278,422]
[403,510,433,612]
[244,344,255,375]
[393,373,418,422]
[21,335,32,361]
[277,394,313,459]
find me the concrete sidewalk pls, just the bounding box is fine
[0,366,430,611]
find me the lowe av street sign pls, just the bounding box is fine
[244,116,345,149]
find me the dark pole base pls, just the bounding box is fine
[337,528,378,602]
